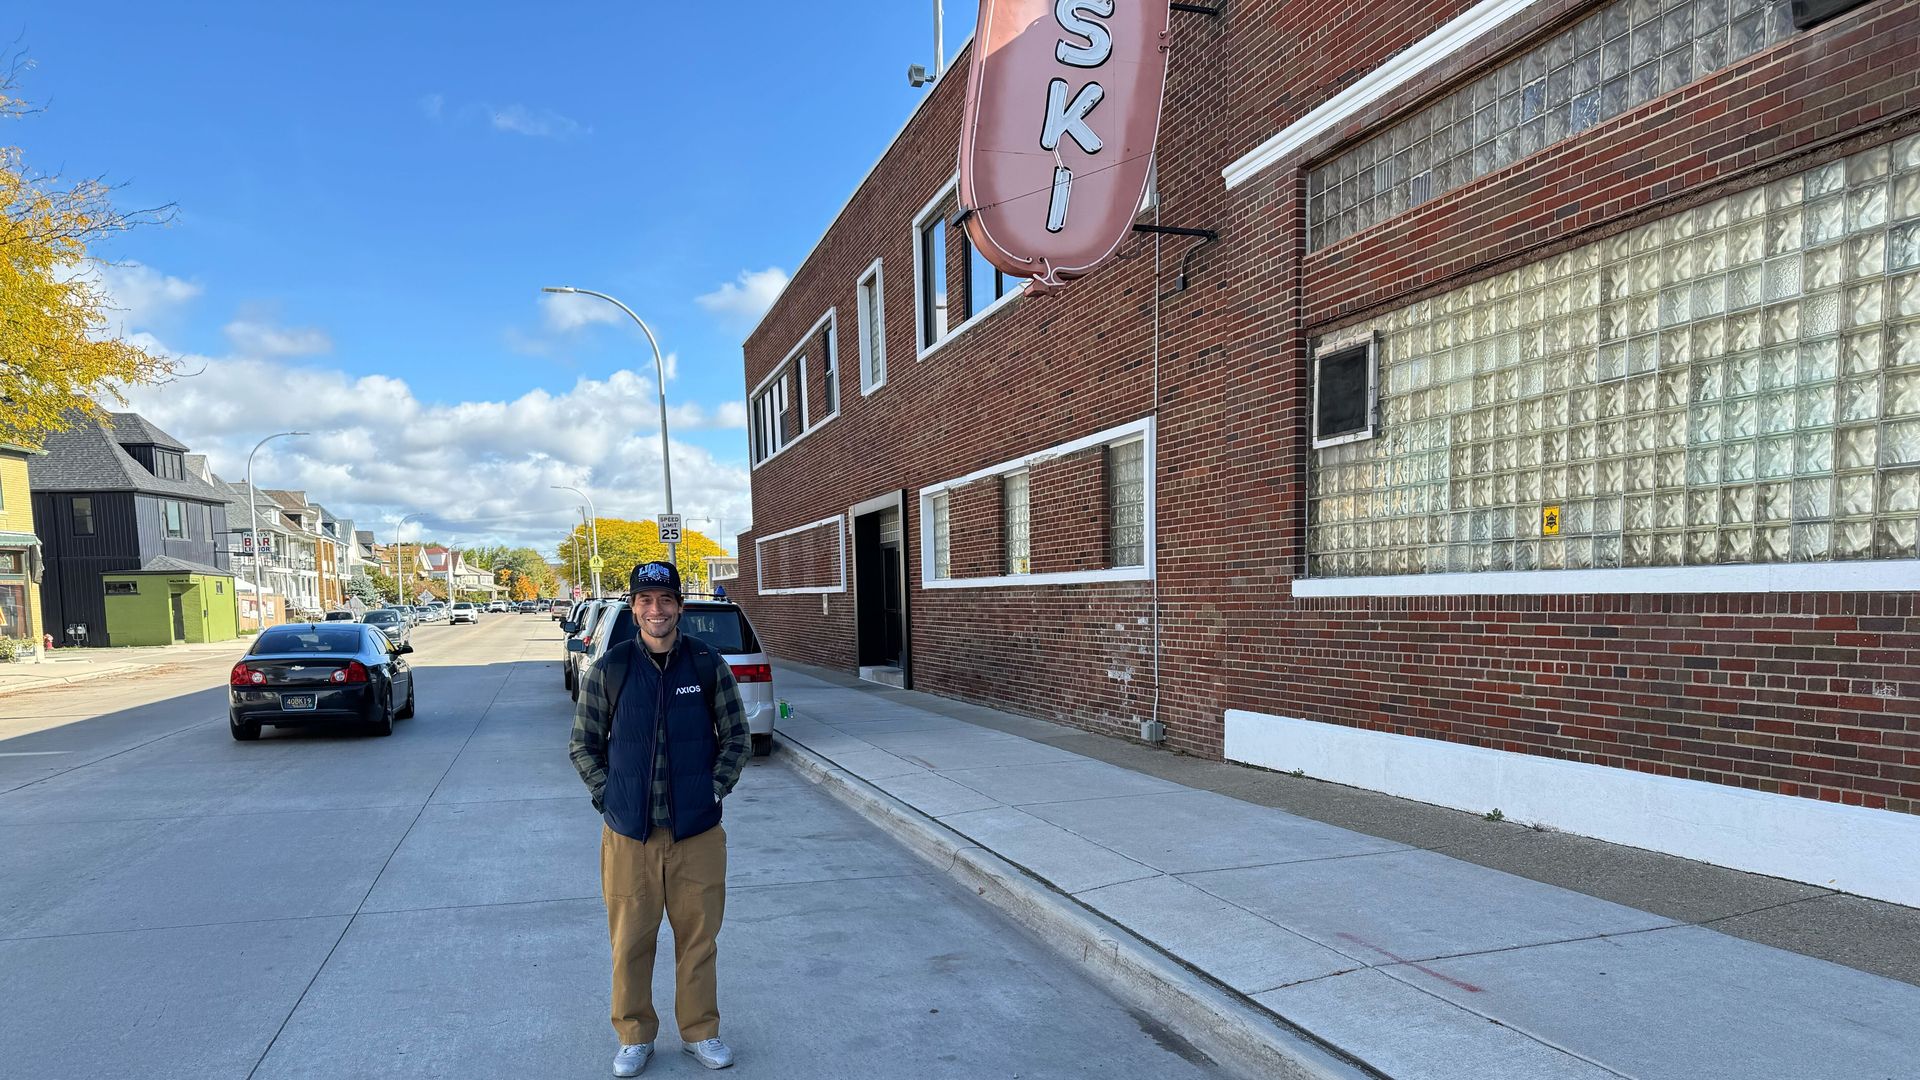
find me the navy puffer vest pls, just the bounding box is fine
[601,637,722,843]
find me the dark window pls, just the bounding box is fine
[155,451,183,480]
[964,235,1011,319]
[920,214,948,347]
[251,626,364,654]
[71,497,95,536]
[0,581,25,636]
[1313,338,1378,447]
[818,324,838,416]
[681,606,759,654]
[163,500,186,539]
[1792,0,1872,30]
[105,581,138,596]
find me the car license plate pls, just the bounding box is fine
[281,693,316,710]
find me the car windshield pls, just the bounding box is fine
[252,626,364,654]
[364,611,399,625]
[681,606,758,653]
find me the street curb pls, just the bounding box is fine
[774,734,1380,1080]
[0,662,151,696]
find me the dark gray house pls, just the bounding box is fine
[29,413,234,646]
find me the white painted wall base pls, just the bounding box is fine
[1224,709,1920,908]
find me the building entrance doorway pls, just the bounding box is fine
[853,494,909,687]
[169,592,187,642]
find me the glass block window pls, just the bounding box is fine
[1307,135,1920,577]
[1109,440,1147,567]
[1308,0,1798,250]
[1004,471,1031,574]
[932,492,952,579]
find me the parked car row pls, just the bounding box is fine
[556,594,779,756]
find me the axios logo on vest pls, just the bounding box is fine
[675,685,704,696]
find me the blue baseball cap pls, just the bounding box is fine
[629,560,682,597]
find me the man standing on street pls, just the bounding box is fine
[570,561,753,1074]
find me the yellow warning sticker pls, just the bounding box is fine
[1542,505,1562,536]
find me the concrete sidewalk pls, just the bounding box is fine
[771,663,1918,1080]
[0,641,241,696]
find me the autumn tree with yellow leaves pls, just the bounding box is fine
[557,519,727,595]
[1,60,175,446]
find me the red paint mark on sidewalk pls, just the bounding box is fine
[1336,932,1485,993]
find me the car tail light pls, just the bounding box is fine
[331,662,370,684]
[731,663,772,683]
[230,662,266,686]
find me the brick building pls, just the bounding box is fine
[735,0,1920,904]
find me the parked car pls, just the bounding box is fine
[450,602,478,625]
[563,599,620,697]
[549,599,570,620]
[681,598,778,756]
[486,600,508,613]
[361,608,411,647]
[229,623,414,740]
[422,603,448,622]
[322,610,356,622]
[571,603,636,697]
[517,600,540,613]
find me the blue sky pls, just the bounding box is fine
[12,1,977,551]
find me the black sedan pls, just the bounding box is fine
[360,607,412,647]
[229,623,415,740]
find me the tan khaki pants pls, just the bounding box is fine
[600,822,727,1044]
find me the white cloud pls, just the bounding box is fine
[93,262,203,333]
[695,267,789,327]
[224,319,333,359]
[118,355,754,552]
[714,401,748,429]
[489,103,587,139]
[540,291,624,333]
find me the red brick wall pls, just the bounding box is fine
[754,520,841,593]
[947,479,1005,580]
[733,0,1920,816]
[1031,449,1112,575]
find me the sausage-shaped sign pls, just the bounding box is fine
[959,0,1171,293]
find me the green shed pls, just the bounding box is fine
[101,556,240,646]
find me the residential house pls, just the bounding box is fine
[29,413,237,646]
[0,442,47,659]
[201,470,292,630]
[261,490,325,616]
[420,546,505,601]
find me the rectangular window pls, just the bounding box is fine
[857,260,887,394]
[965,234,1012,319]
[1313,332,1379,448]
[750,371,790,466]
[1109,440,1146,568]
[920,212,949,348]
[1004,472,1030,575]
[818,323,838,417]
[0,580,23,637]
[155,451,183,480]
[1307,139,1920,580]
[163,499,185,539]
[932,493,951,579]
[72,496,95,536]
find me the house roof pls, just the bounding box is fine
[104,412,189,451]
[129,555,232,577]
[27,413,227,502]
[215,478,301,537]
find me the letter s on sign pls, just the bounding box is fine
[1055,0,1115,67]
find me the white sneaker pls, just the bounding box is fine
[612,1042,652,1077]
[683,1037,735,1070]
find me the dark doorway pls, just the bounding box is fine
[170,592,187,641]
[854,503,906,674]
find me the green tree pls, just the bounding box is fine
[1,68,176,446]
[556,519,727,595]
[463,544,509,571]
[345,574,385,607]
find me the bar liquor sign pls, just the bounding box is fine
[959,0,1171,292]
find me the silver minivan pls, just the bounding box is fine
[680,599,776,756]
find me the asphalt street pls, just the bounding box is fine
[0,614,1222,1079]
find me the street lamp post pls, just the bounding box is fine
[391,512,423,607]
[553,485,601,596]
[245,431,307,629]
[572,505,586,596]
[540,286,677,569]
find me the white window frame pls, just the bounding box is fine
[918,416,1155,589]
[748,308,839,471]
[856,258,887,395]
[1310,327,1379,449]
[753,514,848,595]
[914,175,1020,363]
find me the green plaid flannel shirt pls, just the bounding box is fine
[569,635,752,828]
